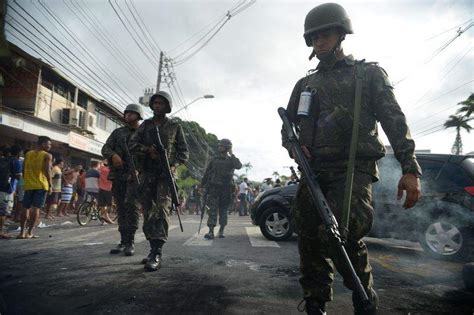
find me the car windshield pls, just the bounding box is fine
[462,158,474,179]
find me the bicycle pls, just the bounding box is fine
[76,193,100,226]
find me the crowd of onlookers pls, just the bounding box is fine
[1,136,300,239]
[180,174,299,217]
[0,137,116,240]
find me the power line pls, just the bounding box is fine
[394,21,472,86]
[424,19,472,41]
[407,45,471,112]
[108,0,159,68]
[72,0,151,87]
[408,79,474,127]
[171,0,255,66]
[8,2,133,108]
[124,0,162,57]
[58,0,142,100]
[35,0,146,93]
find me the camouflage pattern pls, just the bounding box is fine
[129,118,188,175]
[112,179,139,234]
[129,117,188,241]
[140,175,171,241]
[102,126,137,181]
[282,55,422,179]
[201,154,242,228]
[294,169,374,301]
[102,126,139,235]
[282,56,421,302]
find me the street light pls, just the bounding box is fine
[170,95,214,117]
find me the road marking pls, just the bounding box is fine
[135,225,178,244]
[183,232,213,246]
[245,227,280,248]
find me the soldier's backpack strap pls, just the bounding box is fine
[341,60,365,240]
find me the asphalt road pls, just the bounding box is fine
[0,214,472,315]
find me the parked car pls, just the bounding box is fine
[250,154,474,261]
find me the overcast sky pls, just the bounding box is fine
[8,0,473,180]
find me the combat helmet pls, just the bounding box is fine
[124,103,144,120]
[149,91,173,113]
[218,138,232,149]
[304,3,353,47]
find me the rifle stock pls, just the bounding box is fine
[278,107,370,308]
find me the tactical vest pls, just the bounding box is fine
[298,60,386,161]
[208,156,236,187]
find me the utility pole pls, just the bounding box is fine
[156,51,164,92]
[139,51,164,106]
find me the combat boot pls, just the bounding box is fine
[124,233,135,256]
[110,232,125,254]
[144,239,164,272]
[353,288,378,315]
[218,226,225,238]
[204,227,214,240]
[297,298,326,315]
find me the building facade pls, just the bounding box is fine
[0,43,124,167]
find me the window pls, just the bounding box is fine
[438,163,474,189]
[77,91,88,109]
[96,111,106,130]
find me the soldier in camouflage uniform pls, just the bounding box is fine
[129,91,188,272]
[102,104,143,257]
[201,139,242,239]
[282,3,422,314]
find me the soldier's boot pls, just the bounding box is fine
[297,298,326,315]
[110,232,126,254]
[144,239,164,272]
[124,233,135,256]
[204,227,214,240]
[218,226,225,238]
[353,288,378,315]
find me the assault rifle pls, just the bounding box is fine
[121,138,140,189]
[278,107,371,308]
[197,190,209,234]
[153,125,184,232]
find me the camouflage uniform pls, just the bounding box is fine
[282,56,422,302]
[129,117,188,242]
[201,154,242,229]
[101,126,139,239]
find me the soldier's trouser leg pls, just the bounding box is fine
[206,192,219,228]
[294,170,374,302]
[218,197,229,228]
[113,179,139,238]
[142,179,170,242]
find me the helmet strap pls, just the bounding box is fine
[315,34,344,66]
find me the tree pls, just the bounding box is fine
[242,162,252,175]
[444,114,473,155]
[457,93,474,118]
[272,171,280,180]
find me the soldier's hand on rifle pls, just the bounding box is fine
[112,154,123,168]
[397,173,421,209]
[147,146,160,160]
[170,165,176,175]
[291,145,312,160]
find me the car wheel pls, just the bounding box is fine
[418,219,473,261]
[259,207,293,241]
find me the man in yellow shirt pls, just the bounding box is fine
[18,136,52,239]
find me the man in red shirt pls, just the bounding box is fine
[98,161,114,224]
